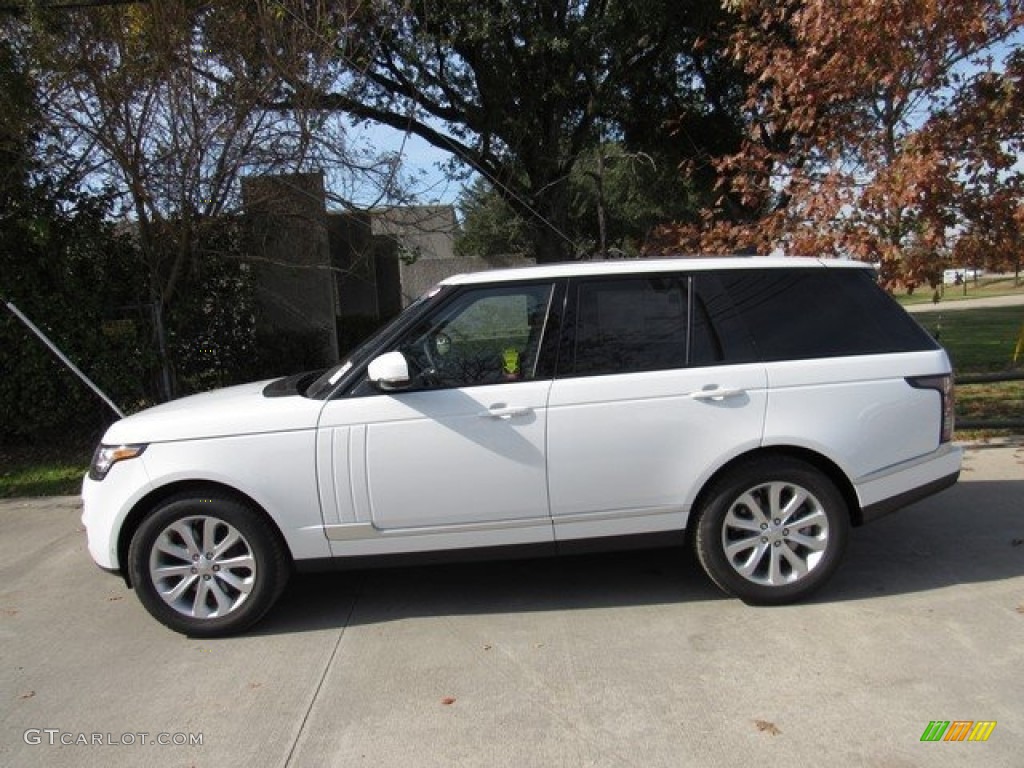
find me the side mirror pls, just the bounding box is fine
[367,351,411,391]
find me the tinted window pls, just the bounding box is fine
[572,276,687,375]
[691,274,759,366]
[718,268,939,361]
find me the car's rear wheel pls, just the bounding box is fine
[694,457,849,604]
[128,494,289,636]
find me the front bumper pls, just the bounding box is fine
[81,456,154,571]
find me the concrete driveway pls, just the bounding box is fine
[1,441,1021,768]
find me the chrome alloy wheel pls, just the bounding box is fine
[148,515,256,619]
[720,481,829,587]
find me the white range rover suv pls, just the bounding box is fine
[83,258,962,635]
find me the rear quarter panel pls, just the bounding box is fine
[763,350,950,480]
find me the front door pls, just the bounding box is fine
[318,281,559,540]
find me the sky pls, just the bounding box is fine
[348,121,469,210]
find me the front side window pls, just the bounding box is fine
[391,282,556,389]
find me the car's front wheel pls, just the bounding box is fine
[128,493,290,636]
[694,457,850,605]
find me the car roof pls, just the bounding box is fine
[440,256,874,286]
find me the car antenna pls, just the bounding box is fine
[2,298,126,419]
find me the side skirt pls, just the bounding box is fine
[294,530,688,574]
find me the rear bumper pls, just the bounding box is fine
[855,443,963,525]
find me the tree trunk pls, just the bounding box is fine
[151,296,174,402]
[524,177,574,264]
[529,227,573,264]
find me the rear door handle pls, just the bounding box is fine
[689,387,745,402]
[481,405,533,420]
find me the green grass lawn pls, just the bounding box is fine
[912,306,1024,373]
[956,380,1024,423]
[911,304,1022,435]
[0,445,91,498]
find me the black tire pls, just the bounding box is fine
[128,493,290,637]
[694,456,850,605]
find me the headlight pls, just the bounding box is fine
[89,444,147,481]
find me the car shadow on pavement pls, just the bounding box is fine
[254,546,723,636]
[822,478,1024,603]
[252,478,1023,636]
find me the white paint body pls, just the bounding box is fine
[82,258,962,572]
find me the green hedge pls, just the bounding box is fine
[1,190,151,444]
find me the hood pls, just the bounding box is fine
[102,378,324,445]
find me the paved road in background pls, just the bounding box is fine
[1,441,1022,767]
[906,292,1024,313]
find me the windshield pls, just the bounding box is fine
[304,289,441,399]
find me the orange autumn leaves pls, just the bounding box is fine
[660,0,1023,285]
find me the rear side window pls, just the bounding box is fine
[717,268,939,361]
[691,274,759,366]
[571,276,687,375]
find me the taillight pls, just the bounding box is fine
[907,374,955,443]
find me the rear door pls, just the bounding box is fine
[546,273,768,540]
